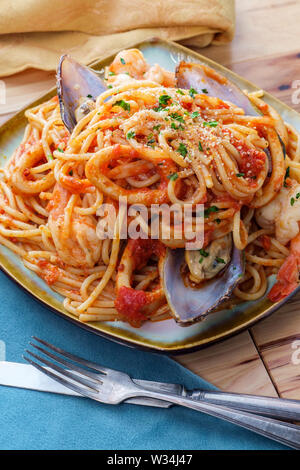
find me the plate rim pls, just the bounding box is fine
[0,36,299,354]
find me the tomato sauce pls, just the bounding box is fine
[37,260,60,285]
[115,286,148,327]
[232,138,266,178]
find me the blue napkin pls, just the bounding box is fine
[0,270,286,450]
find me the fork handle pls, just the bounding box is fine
[135,389,300,449]
[187,390,300,421]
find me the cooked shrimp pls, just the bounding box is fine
[144,64,175,87]
[109,49,148,79]
[256,180,300,245]
[108,49,175,87]
[268,232,300,302]
[48,184,101,268]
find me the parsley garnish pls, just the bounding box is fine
[47,154,53,161]
[199,257,204,264]
[202,88,208,94]
[114,100,130,111]
[198,141,203,151]
[189,88,197,98]
[191,111,200,119]
[126,131,135,139]
[297,193,300,199]
[216,257,226,264]
[120,58,125,64]
[108,71,116,76]
[108,85,113,89]
[177,143,188,158]
[170,112,184,123]
[153,125,161,131]
[236,173,245,177]
[86,94,92,98]
[168,172,178,181]
[215,218,221,224]
[159,94,172,106]
[203,121,218,127]
[176,89,184,95]
[291,197,295,206]
[199,249,209,257]
[57,148,64,153]
[69,170,73,176]
[204,206,219,218]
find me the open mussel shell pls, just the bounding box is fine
[176,61,260,117]
[57,55,107,132]
[163,246,245,326]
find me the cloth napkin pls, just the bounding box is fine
[0,0,235,77]
[0,269,286,450]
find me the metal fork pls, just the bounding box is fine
[24,337,300,450]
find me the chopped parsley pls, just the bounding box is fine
[216,257,226,264]
[199,257,204,264]
[57,148,64,153]
[171,122,184,131]
[159,94,172,106]
[215,218,221,224]
[291,197,295,206]
[198,141,203,152]
[47,154,53,161]
[126,131,135,139]
[176,89,184,95]
[170,112,184,123]
[168,172,178,181]
[203,120,218,127]
[69,170,73,176]
[108,85,113,89]
[202,88,208,94]
[86,94,92,98]
[199,248,209,257]
[177,142,188,158]
[114,100,130,111]
[236,172,245,177]
[147,133,155,144]
[297,193,300,199]
[108,71,116,76]
[153,125,161,131]
[191,111,200,119]
[189,88,197,98]
[204,205,219,218]
[120,58,125,64]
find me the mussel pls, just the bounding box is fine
[161,61,266,325]
[57,55,107,132]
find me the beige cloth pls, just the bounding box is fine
[0,0,235,77]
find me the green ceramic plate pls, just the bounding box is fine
[0,38,299,354]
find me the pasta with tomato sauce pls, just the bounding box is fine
[0,48,300,327]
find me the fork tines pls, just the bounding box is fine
[23,337,106,399]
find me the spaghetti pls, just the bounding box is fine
[1,48,300,327]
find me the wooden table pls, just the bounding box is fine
[0,0,300,399]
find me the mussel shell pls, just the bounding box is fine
[57,55,106,132]
[176,61,260,117]
[163,246,245,326]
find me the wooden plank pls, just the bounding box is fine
[251,293,300,399]
[177,331,278,396]
[203,0,300,66]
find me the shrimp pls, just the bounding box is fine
[48,184,101,268]
[108,49,175,87]
[268,232,300,302]
[144,64,175,87]
[256,179,300,245]
[108,49,148,79]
